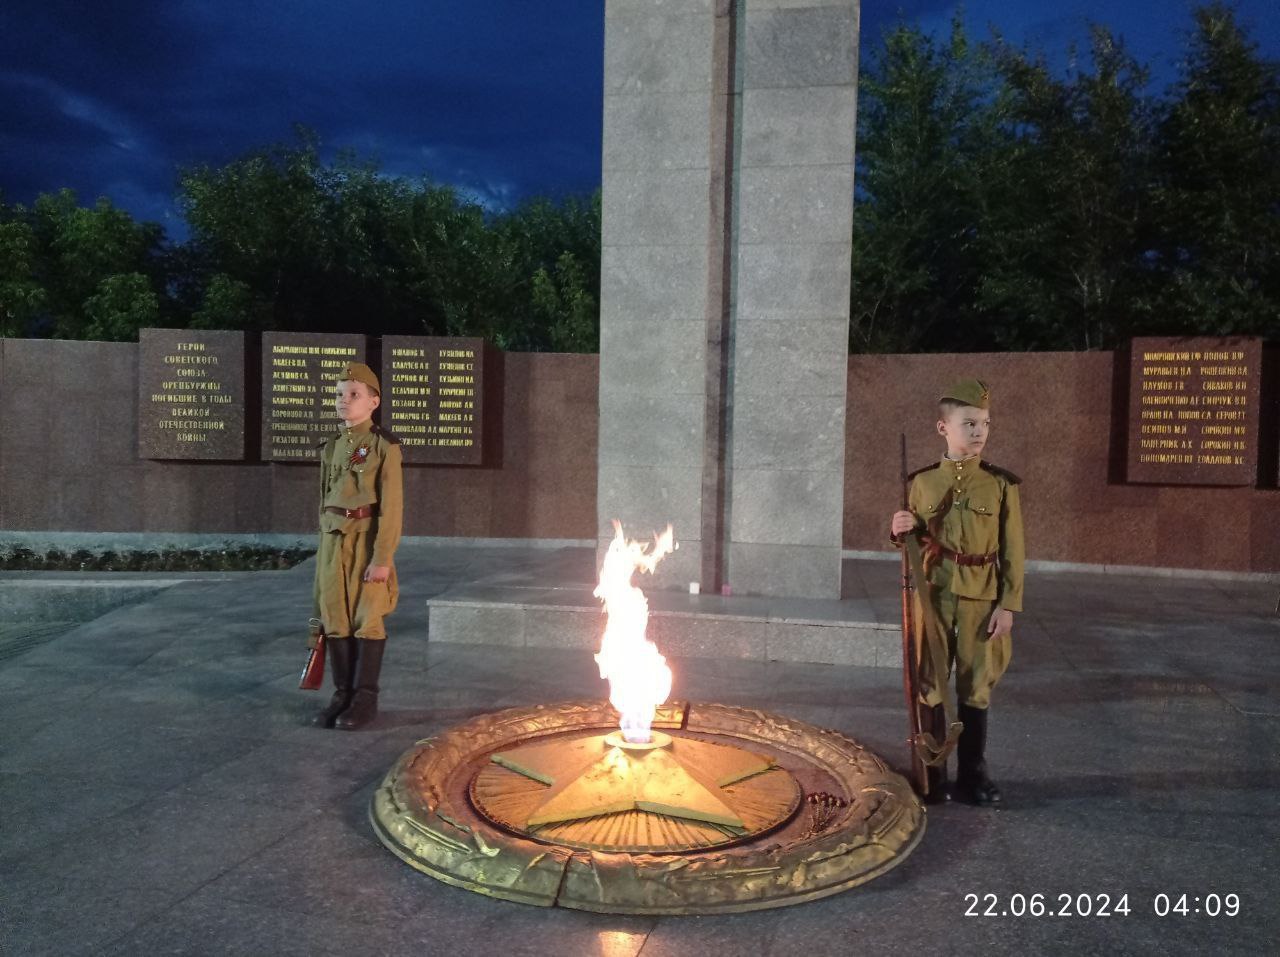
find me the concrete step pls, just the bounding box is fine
[427,584,902,668]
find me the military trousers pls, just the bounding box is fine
[313,527,398,642]
[915,585,1011,710]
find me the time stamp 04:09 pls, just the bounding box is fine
[965,893,1241,918]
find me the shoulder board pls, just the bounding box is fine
[980,461,1022,484]
[372,424,402,445]
[906,462,941,481]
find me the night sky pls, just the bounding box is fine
[1,1,1276,234]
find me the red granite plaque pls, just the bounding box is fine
[382,336,485,465]
[1127,336,1262,486]
[261,332,366,462]
[138,328,246,460]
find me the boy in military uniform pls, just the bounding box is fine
[891,379,1023,806]
[311,361,403,730]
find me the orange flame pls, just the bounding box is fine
[594,520,676,743]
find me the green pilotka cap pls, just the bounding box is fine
[337,361,380,395]
[941,378,991,410]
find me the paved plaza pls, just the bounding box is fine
[2,546,1277,956]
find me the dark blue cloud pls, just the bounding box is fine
[0,0,603,227]
[0,0,1274,233]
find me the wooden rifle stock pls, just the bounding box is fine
[899,434,929,797]
[299,620,326,690]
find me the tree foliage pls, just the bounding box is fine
[851,18,994,352]
[0,188,165,340]
[853,2,1280,352]
[2,4,1275,353]
[978,26,1158,350]
[1150,2,1280,335]
[0,219,47,337]
[82,273,160,341]
[1,130,600,351]
[176,131,601,350]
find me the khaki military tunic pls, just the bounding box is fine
[905,456,1024,709]
[312,419,403,642]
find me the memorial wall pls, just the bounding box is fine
[842,345,1279,574]
[261,332,365,461]
[138,329,246,459]
[137,331,493,467]
[383,336,485,465]
[1127,336,1261,485]
[0,335,594,542]
[1,335,1276,572]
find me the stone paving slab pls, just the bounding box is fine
[0,577,180,624]
[0,620,82,661]
[0,544,1276,956]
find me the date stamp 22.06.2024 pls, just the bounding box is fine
[964,893,1241,919]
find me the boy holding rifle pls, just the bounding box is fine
[891,379,1024,806]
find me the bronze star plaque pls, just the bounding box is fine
[371,700,926,913]
[471,730,800,851]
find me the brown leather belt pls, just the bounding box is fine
[921,537,997,567]
[324,505,378,519]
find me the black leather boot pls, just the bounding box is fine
[955,703,1002,806]
[312,636,356,728]
[924,763,950,805]
[335,638,385,730]
[920,703,950,805]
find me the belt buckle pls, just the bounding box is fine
[345,507,356,518]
